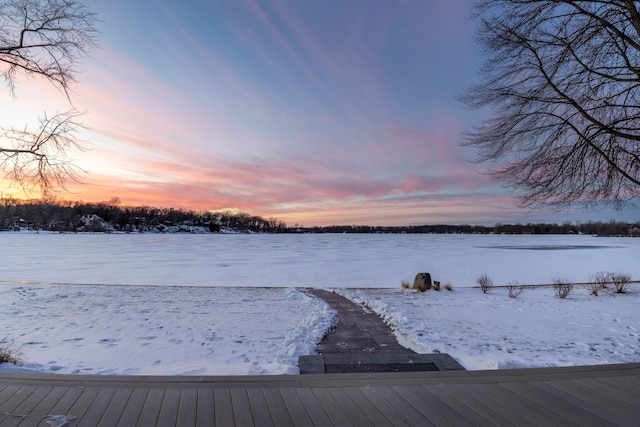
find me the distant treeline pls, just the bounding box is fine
[0,196,287,233]
[0,196,638,236]
[294,221,640,236]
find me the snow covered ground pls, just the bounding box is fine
[0,285,335,375]
[338,286,640,371]
[1,232,638,375]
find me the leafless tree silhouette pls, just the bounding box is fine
[461,1,640,208]
[1,110,85,194]
[0,0,97,193]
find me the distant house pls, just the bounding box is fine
[78,214,114,232]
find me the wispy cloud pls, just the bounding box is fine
[1,0,567,226]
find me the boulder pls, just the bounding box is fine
[413,272,432,292]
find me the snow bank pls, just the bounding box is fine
[337,286,640,370]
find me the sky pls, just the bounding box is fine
[0,0,638,226]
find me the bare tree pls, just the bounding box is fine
[0,0,98,96]
[1,110,85,194]
[461,1,640,208]
[0,0,97,193]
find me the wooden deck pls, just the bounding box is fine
[1,363,639,426]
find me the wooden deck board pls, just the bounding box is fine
[115,387,148,426]
[229,388,255,426]
[0,383,18,409]
[176,387,197,426]
[213,388,234,426]
[278,387,314,426]
[5,386,52,427]
[499,381,602,427]
[327,387,372,426]
[156,388,181,427]
[40,386,84,423]
[262,387,294,426]
[545,378,639,425]
[0,385,37,416]
[76,388,117,426]
[456,382,543,427]
[194,387,214,427]
[357,385,415,427]
[293,387,332,426]
[246,387,275,427]
[0,363,638,425]
[96,387,133,427]
[343,386,400,426]
[371,385,438,427]
[0,386,29,425]
[63,387,101,426]
[19,386,69,427]
[436,382,515,425]
[136,388,164,426]
[391,384,460,426]
[577,376,640,405]
[600,373,640,391]
[529,380,628,426]
[308,387,353,426]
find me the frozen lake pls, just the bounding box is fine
[1,232,638,288]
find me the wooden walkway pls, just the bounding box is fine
[304,289,415,355]
[1,363,639,426]
[300,289,465,374]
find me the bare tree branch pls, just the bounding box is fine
[0,0,98,98]
[0,0,97,194]
[461,0,640,208]
[0,110,86,195]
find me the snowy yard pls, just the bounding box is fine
[0,285,335,375]
[1,283,638,375]
[338,286,640,371]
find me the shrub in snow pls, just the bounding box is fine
[611,273,632,294]
[589,272,632,294]
[0,337,23,365]
[587,282,602,297]
[444,282,453,291]
[401,280,411,290]
[507,281,524,298]
[552,277,573,298]
[476,274,493,294]
[589,271,610,296]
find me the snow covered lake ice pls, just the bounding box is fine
[1,232,639,375]
[1,232,638,287]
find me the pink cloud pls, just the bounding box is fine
[0,1,527,227]
[62,170,522,227]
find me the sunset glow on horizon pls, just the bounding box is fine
[1,0,637,226]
